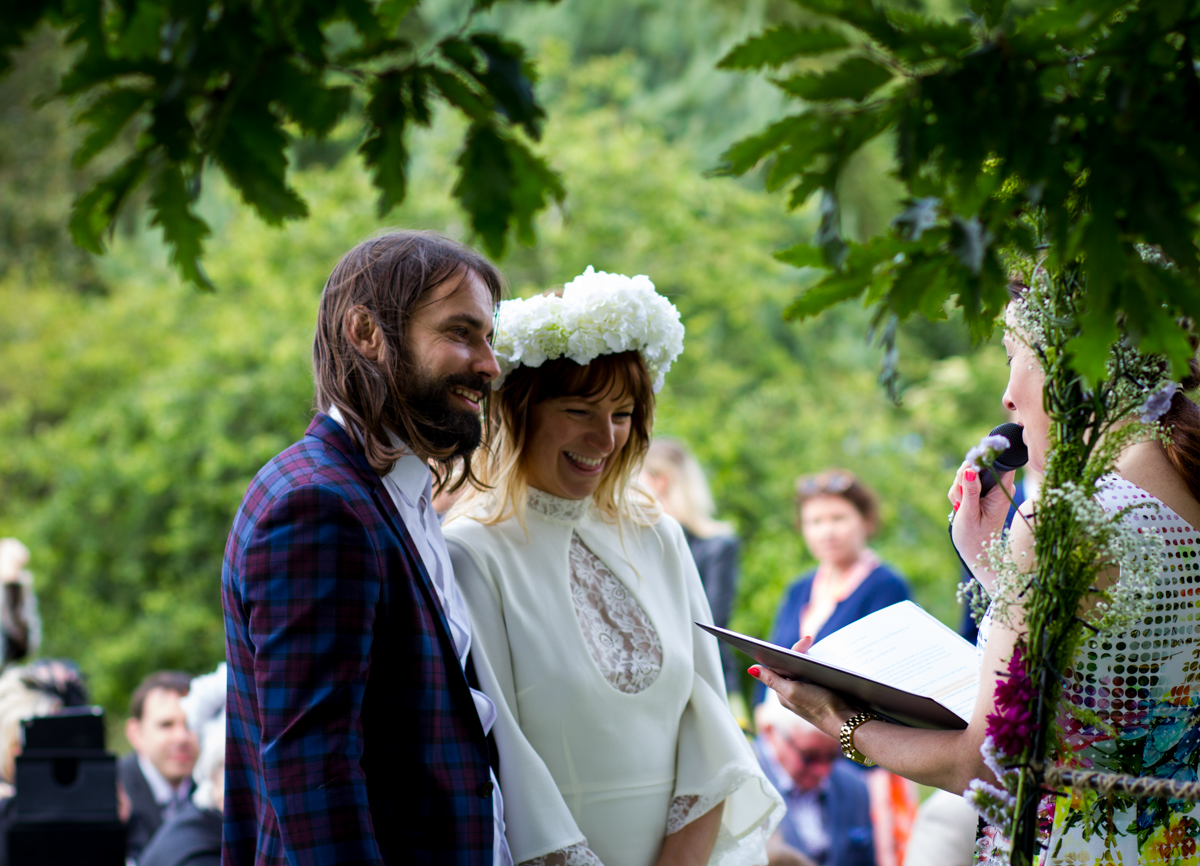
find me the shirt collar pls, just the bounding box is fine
[325,405,431,504]
[386,452,433,505]
[137,753,189,805]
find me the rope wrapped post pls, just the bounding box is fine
[1045,767,1200,803]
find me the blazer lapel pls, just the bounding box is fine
[368,477,460,648]
[366,473,490,747]
[307,414,466,680]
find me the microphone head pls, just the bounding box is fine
[988,422,1028,472]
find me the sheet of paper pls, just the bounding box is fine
[807,601,979,721]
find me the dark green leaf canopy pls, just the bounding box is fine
[723,0,1200,383]
[2,0,565,287]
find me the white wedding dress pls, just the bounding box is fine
[445,489,783,866]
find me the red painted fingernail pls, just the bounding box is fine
[957,484,962,496]
[748,665,761,678]
[953,501,960,512]
[964,470,977,482]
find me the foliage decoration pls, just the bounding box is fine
[718,0,1200,393]
[1,0,564,289]
[961,268,1175,864]
[724,2,1200,862]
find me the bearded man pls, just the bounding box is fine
[222,232,510,865]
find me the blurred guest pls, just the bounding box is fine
[139,664,225,866]
[120,671,198,862]
[641,438,742,694]
[765,469,914,866]
[0,660,89,797]
[0,659,91,866]
[754,692,874,866]
[0,540,41,667]
[900,791,977,866]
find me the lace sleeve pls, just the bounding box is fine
[666,793,722,836]
[520,842,605,866]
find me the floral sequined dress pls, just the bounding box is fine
[444,490,783,866]
[978,475,1200,865]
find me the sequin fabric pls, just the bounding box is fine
[1043,477,1200,864]
[979,476,1200,865]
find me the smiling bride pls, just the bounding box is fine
[444,268,782,866]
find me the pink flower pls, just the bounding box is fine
[987,645,1039,757]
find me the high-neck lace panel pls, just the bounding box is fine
[527,487,590,525]
[568,534,663,694]
[525,487,663,694]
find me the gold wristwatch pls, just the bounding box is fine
[839,710,881,766]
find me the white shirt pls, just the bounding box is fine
[137,753,191,818]
[328,407,511,866]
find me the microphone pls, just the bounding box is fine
[977,422,1028,497]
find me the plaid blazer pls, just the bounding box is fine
[222,414,495,866]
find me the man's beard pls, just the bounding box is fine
[401,367,487,459]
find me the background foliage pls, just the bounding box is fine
[3,0,566,289]
[719,0,1200,389]
[0,0,1007,719]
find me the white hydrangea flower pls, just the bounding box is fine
[492,266,685,392]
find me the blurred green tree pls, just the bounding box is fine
[0,36,1006,715]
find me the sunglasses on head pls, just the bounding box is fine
[798,472,855,496]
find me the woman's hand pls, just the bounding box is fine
[753,632,996,793]
[748,637,857,740]
[948,462,1016,594]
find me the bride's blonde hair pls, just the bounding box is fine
[451,350,660,528]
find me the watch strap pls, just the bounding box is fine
[839,710,881,766]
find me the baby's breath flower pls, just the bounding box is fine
[965,434,1012,471]
[983,480,1163,634]
[1139,381,1178,424]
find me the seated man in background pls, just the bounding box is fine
[138,664,225,866]
[119,671,198,862]
[755,693,876,866]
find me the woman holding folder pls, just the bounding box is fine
[752,288,1200,865]
[444,269,782,866]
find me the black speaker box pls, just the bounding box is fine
[7,709,124,866]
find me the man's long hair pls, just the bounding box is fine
[312,231,504,487]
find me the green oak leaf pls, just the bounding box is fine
[718,25,849,70]
[775,56,894,103]
[148,164,214,291]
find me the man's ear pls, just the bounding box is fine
[125,716,142,753]
[344,305,385,362]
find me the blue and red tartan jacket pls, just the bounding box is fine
[222,414,495,866]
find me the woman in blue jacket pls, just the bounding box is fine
[766,468,913,866]
[768,469,908,653]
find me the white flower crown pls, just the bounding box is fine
[491,266,685,393]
